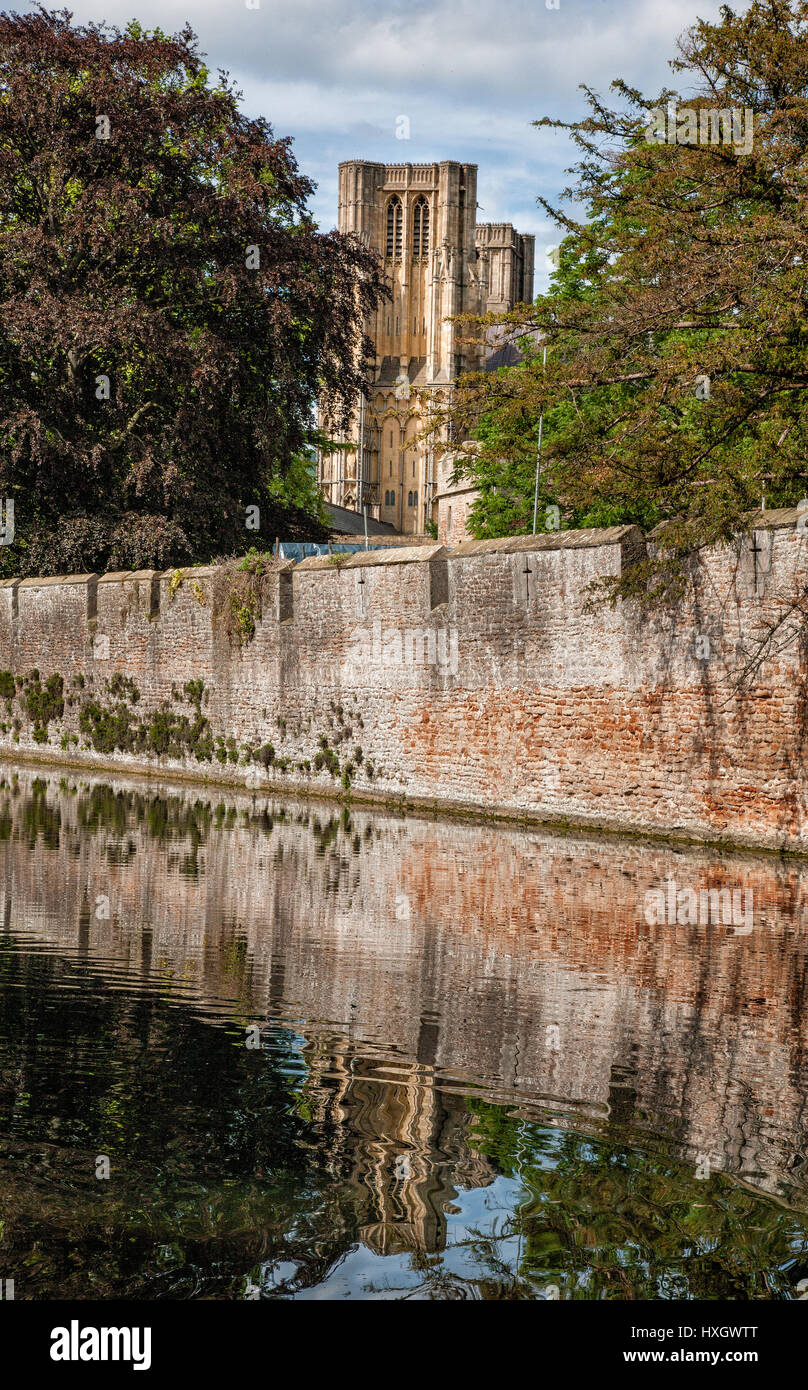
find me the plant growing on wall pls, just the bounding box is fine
[211,548,281,645]
[21,670,63,742]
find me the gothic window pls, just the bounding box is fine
[386,196,402,259]
[413,490,418,506]
[413,197,429,256]
[407,491,413,507]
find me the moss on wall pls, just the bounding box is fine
[0,660,372,796]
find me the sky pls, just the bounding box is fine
[16,0,732,289]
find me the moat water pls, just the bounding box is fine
[1,763,807,1300]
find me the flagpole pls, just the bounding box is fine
[532,345,547,535]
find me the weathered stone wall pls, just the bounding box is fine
[1,510,807,849]
[436,485,477,547]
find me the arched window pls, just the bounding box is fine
[386,196,402,258]
[413,197,429,256]
[413,490,418,507]
[407,490,413,507]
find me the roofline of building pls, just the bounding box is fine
[338,159,476,169]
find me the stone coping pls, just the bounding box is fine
[748,507,801,529]
[451,525,643,557]
[15,572,98,588]
[433,484,479,501]
[648,507,804,542]
[98,569,160,584]
[3,511,804,589]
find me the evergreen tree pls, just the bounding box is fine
[445,0,808,602]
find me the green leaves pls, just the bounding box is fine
[446,0,808,590]
[0,11,384,576]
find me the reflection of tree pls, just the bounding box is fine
[0,934,496,1298]
[0,947,360,1298]
[2,935,808,1299]
[4,771,808,1300]
[464,1101,808,1300]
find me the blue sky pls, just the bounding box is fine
[17,0,731,289]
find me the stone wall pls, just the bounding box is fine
[1,509,807,849]
[435,483,477,547]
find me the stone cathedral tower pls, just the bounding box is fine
[318,161,534,537]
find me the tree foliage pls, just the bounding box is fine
[465,1101,808,1301]
[444,0,808,601]
[0,7,384,576]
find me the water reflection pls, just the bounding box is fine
[1,764,807,1299]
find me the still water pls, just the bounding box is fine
[1,763,808,1300]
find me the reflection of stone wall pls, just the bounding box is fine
[4,512,808,848]
[3,766,808,1215]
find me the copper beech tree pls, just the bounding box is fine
[442,0,808,608]
[0,7,385,576]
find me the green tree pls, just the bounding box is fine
[445,0,808,603]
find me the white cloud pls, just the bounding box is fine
[14,0,733,261]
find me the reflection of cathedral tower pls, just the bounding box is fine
[305,1040,495,1256]
[318,161,534,536]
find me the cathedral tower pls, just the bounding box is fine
[318,161,534,537]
